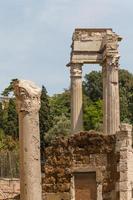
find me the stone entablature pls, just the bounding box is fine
[69,28,121,65]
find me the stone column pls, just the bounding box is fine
[102,65,108,135]
[103,59,120,135]
[70,63,83,134]
[14,80,42,200]
[102,31,121,135]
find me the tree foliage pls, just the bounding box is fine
[4,99,18,139]
[49,89,70,119]
[44,114,70,145]
[83,69,133,126]
[2,79,17,96]
[83,71,103,101]
[83,99,103,131]
[39,86,51,136]
[119,69,133,123]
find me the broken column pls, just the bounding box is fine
[14,80,42,200]
[70,63,83,134]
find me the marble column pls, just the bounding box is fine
[14,80,42,200]
[70,64,83,134]
[102,57,120,135]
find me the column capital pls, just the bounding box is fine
[106,54,120,67]
[70,63,83,78]
[14,80,41,113]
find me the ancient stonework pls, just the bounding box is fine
[1,124,132,200]
[42,124,133,200]
[70,64,83,133]
[67,28,122,135]
[1,28,131,200]
[14,80,41,113]
[0,178,20,200]
[14,80,42,200]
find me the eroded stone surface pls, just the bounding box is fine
[0,178,20,200]
[42,124,133,200]
[42,131,118,200]
[14,80,42,200]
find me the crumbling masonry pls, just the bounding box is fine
[42,29,133,200]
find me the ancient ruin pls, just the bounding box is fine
[42,124,133,200]
[14,80,42,200]
[1,28,133,200]
[42,28,133,200]
[67,28,122,135]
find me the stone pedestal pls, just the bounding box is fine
[14,80,42,200]
[70,64,83,134]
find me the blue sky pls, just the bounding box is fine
[0,0,133,95]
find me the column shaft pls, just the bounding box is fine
[14,80,42,200]
[103,66,108,134]
[70,64,83,134]
[103,64,120,135]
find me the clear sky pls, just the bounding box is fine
[0,0,133,95]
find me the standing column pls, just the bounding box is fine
[14,80,42,200]
[70,63,83,134]
[102,31,121,135]
[102,65,108,135]
[103,57,120,135]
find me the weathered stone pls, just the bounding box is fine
[70,63,83,134]
[67,28,122,135]
[14,80,42,200]
[42,131,118,199]
[44,193,70,200]
[0,178,20,200]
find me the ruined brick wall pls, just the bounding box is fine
[42,131,118,200]
[0,178,20,200]
[42,137,72,200]
[0,125,131,200]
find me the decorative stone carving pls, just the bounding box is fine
[70,64,82,77]
[14,80,41,113]
[73,29,106,41]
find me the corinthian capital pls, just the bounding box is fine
[107,54,120,67]
[70,63,82,78]
[14,80,41,113]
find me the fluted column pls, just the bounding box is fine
[102,30,121,135]
[103,58,120,135]
[102,65,108,134]
[14,80,42,200]
[70,63,83,134]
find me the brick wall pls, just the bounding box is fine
[42,131,118,200]
[0,178,20,200]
